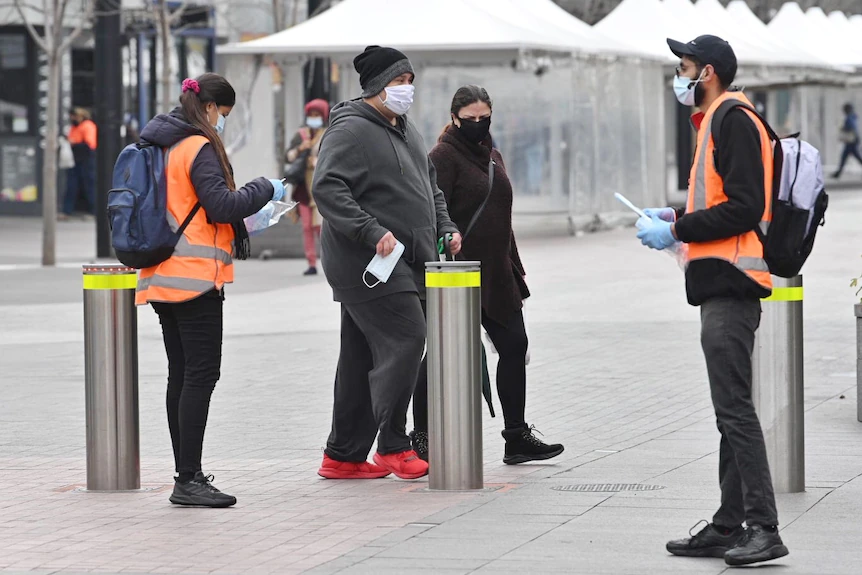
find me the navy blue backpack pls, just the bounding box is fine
[108,141,200,269]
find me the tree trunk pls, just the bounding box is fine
[158,2,174,113]
[42,49,61,266]
[273,0,288,169]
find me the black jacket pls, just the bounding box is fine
[139,109,274,224]
[674,108,771,306]
[430,126,528,327]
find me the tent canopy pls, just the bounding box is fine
[769,3,861,69]
[217,0,650,63]
[595,0,676,61]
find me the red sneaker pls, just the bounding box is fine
[373,450,429,480]
[317,454,391,479]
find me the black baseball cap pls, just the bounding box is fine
[667,35,737,85]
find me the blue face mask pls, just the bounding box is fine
[306,116,324,129]
[215,114,226,135]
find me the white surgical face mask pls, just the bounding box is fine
[215,113,226,135]
[380,84,415,116]
[673,69,705,107]
[306,116,324,129]
[363,241,405,288]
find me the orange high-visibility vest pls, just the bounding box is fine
[136,136,235,305]
[686,91,773,292]
[69,120,97,150]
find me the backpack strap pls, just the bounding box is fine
[176,203,202,236]
[710,98,785,220]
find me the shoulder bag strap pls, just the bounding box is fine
[461,159,495,240]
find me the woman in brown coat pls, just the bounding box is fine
[411,85,564,465]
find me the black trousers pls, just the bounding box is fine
[325,292,426,462]
[835,143,862,175]
[701,297,779,528]
[152,289,224,475]
[413,307,528,432]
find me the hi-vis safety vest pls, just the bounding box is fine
[136,135,235,305]
[686,91,773,292]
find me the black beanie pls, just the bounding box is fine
[353,46,414,98]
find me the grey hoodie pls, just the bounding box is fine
[313,100,459,303]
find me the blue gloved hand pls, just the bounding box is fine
[636,215,677,250]
[269,178,286,202]
[643,207,676,222]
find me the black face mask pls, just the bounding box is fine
[71,119,81,126]
[455,116,491,144]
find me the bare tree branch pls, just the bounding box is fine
[14,0,48,51]
[59,0,95,53]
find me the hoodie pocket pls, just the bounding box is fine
[408,226,437,265]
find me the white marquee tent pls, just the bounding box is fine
[769,3,862,70]
[217,0,668,228]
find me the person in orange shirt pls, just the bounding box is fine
[61,107,97,219]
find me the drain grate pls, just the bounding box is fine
[552,483,665,493]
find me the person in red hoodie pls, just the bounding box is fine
[61,107,97,219]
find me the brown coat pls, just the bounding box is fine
[429,126,529,327]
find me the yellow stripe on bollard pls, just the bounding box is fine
[426,271,481,288]
[763,287,803,302]
[83,273,138,291]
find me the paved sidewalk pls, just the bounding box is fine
[1,191,861,574]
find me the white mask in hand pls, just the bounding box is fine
[380,85,415,116]
[363,241,405,288]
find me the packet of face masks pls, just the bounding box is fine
[244,200,298,236]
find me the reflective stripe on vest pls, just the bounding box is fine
[685,92,773,291]
[135,135,236,305]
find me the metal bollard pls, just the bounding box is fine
[83,264,141,491]
[425,260,483,491]
[752,275,804,494]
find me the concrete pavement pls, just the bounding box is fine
[0,190,861,574]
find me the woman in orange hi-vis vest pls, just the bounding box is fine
[61,108,98,218]
[636,36,789,567]
[136,73,285,508]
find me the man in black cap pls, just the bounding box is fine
[636,35,789,566]
[312,46,462,481]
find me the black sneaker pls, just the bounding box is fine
[169,472,237,508]
[410,430,429,462]
[724,525,789,566]
[501,425,564,465]
[667,521,744,558]
[303,267,318,276]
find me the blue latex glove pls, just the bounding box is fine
[636,215,677,250]
[269,178,286,202]
[643,207,676,222]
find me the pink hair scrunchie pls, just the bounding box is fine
[181,78,200,94]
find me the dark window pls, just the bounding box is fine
[71,48,96,110]
[0,31,34,134]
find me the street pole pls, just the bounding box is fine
[94,0,123,259]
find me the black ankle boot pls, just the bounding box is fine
[169,472,237,508]
[410,430,428,462]
[501,425,564,465]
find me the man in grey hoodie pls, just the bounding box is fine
[312,46,462,481]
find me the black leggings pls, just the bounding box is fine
[152,289,224,475]
[413,307,528,431]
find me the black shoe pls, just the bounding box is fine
[169,472,237,508]
[303,267,318,276]
[831,171,841,179]
[667,521,744,558]
[502,424,564,465]
[410,430,429,462]
[724,525,789,566]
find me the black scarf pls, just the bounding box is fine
[233,222,250,260]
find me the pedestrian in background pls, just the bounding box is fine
[638,35,788,566]
[136,73,285,508]
[313,46,461,481]
[410,85,564,466]
[832,102,861,179]
[285,98,330,275]
[61,107,97,220]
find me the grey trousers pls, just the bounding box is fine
[325,291,426,462]
[701,297,779,528]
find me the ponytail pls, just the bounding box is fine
[179,73,237,191]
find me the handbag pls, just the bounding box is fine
[283,149,310,186]
[839,128,857,145]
